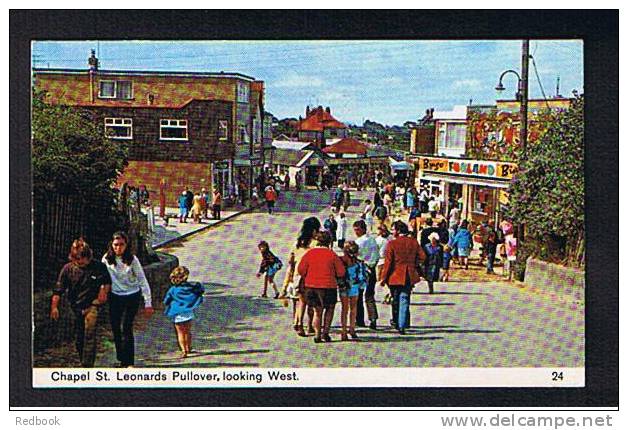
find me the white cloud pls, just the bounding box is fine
[273,72,324,88]
[452,79,482,91]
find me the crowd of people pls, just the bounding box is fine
[51,178,521,366]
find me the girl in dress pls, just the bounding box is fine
[163,266,204,358]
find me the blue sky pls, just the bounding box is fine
[32,40,583,125]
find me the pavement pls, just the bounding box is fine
[89,188,584,369]
[149,203,256,248]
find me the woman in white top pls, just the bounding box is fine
[102,231,153,367]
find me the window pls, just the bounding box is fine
[237,81,250,103]
[252,119,260,143]
[98,80,133,99]
[239,125,250,143]
[116,81,133,100]
[160,119,188,140]
[99,81,116,98]
[438,122,466,149]
[218,120,229,140]
[104,118,133,139]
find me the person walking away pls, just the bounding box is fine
[211,189,222,220]
[451,220,473,270]
[423,232,444,294]
[324,214,338,248]
[273,179,282,198]
[264,184,277,214]
[163,266,204,358]
[504,227,518,281]
[406,187,416,213]
[191,192,203,223]
[381,221,425,334]
[408,203,421,238]
[297,231,345,343]
[437,219,449,245]
[338,241,367,341]
[485,220,498,274]
[184,186,194,217]
[352,220,380,330]
[333,185,344,212]
[295,171,302,192]
[284,172,291,191]
[441,245,452,281]
[178,191,188,223]
[50,238,111,367]
[256,241,282,298]
[374,224,392,304]
[343,186,351,212]
[362,199,374,233]
[336,212,348,250]
[374,203,388,231]
[419,188,429,214]
[201,188,209,220]
[238,180,248,206]
[282,217,320,336]
[102,231,154,367]
[383,191,393,219]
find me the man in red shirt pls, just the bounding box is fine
[381,220,425,334]
[297,231,345,343]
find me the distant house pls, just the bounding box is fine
[270,140,327,187]
[296,105,348,146]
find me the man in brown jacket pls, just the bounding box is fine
[381,220,425,334]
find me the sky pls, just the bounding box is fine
[32,40,583,126]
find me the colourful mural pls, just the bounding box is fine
[466,99,571,162]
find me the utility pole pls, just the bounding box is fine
[520,40,530,159]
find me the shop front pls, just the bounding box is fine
[412,156,517,225]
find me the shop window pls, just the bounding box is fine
[472,187,492,215]
[160,119,188,141]
[104,117,133,139]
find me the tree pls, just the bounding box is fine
[32,90,128,198]
[507,94,584,267]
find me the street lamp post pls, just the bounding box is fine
[495,40,530,159]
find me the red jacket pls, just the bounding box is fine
[297,247,345,289]
[381,235,424,286]
[265,188,277,202]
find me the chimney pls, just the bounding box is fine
[325,106,331,114]
[88,49,99,71]
[306,105,310,116]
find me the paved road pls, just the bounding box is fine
[98,189,584,368]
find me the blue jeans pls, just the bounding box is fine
[390,284,412,330]
[487,251,496,272]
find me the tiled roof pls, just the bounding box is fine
[297,106,347,132]
[322,138,368,155]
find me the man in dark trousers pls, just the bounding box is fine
[353,220,380,329]
[381,221,425,334]
[184,186,194,217]
[50,239,112,367]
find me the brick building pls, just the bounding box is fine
[33,51,266,206]
[296,105,348,146]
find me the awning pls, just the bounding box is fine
[390,160,415,171]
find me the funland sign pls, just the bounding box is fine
[418,157,517,181]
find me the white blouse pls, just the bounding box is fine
[102,255,152,307]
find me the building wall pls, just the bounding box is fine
[34,72,237,108]
[410,126,435,155]
[117,160,212,208]
[89,99,234,162]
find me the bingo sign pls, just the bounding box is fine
[419,157,517,180]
